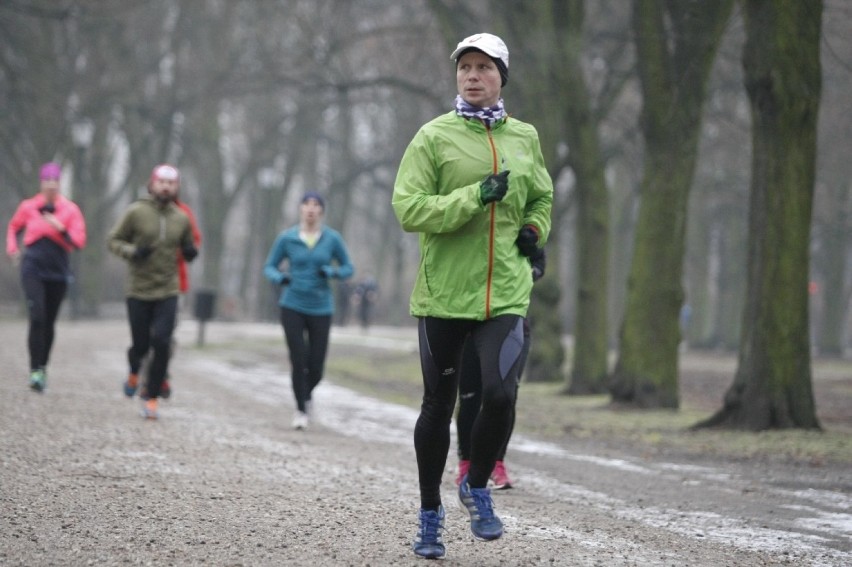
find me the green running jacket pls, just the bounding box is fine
[393,111,553,320]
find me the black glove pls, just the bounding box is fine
[530,248,546,281]
[516,225,539,257]
[317,266,334,279]
[132,246,153,261]
[277,273,291,286]
[181,244,198,262]
[479,170,510,205]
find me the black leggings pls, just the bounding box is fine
[22,274,67,371]
[414,314,524,510]
[126,296,178,399]
[280,307,331,413]
[457,318,531,462]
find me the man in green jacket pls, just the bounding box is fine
[107,164,197,420]
[392,33,552,559]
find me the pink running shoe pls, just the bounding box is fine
[491,460,513,490]
[455,459,470,486]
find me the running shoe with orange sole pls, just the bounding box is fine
[123,372,139,397]
[142,398,159,420]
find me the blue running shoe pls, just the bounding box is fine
[123,372,139,398]
[458,475,503,540]
[412,506,445,559]
[29,369,46,393]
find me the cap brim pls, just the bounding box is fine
[451,45,495,61]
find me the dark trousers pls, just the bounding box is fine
[280,307,332,413]
[414,314,524,510]
[22,274,67,371]
[126,296,178,399]
[457,318,531,462]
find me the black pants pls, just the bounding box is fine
[414,314,524,510]
[457,318,531,462]
[22,274,67,371]
[126,296,178,399]
[280,307,331,413]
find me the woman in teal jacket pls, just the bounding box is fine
[263,192,353,430]
[392,33,553,559]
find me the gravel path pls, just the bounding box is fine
[1,319,850,566]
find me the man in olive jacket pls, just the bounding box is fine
[107,164,197,419]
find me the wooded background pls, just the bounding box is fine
[1,0,848,428]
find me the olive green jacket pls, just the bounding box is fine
[392,111,553,320]
[107,197,193,300]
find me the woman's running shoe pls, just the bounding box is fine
[292,411,309,430]
[490,460,513,490]
[29,369,46,392]
[455,459,470,486]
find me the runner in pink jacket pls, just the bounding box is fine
[6,162,87,392]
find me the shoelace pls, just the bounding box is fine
[417,510,444,543]
[469,487,495,520]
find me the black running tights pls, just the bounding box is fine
[414,315,524,510]
[457,318,531,462]
[126,296,178,399]
[22,274,67,371]
[280,307,331,413]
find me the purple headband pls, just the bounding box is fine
[39,162,62,181]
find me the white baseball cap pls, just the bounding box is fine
[450,33,509,70]
[150,164,180,182]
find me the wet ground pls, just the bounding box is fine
[1,319,850,566]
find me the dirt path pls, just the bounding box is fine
[1,319,850,566]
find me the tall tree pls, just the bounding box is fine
[556,1,612,395]
[609,0,734,407]
[696,0,822,430]
[812,1,852,356]
[492,0,633,387]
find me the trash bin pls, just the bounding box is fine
[194,289,216,322]
[194,289,216,347]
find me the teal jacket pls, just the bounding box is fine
[263,225,354,316]
[392,111,553,320]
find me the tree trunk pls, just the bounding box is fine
[610,0,734,408]
[816,178,850,356]
[525,267,565,383]
[714,208,747,350]
[696,0,822,431]
[550,1,611,396]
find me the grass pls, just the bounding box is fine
[213,330,852,467]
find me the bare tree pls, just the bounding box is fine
[609,0,734,408]
[696,0,822,430]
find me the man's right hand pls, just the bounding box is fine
[132,246,153,261]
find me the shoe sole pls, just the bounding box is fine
[29,382,45,393]
[412,547,446,559]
